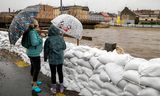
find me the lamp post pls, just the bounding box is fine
[60,0,63,14]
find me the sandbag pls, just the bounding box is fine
[137,88,160,96]
[140,76,160,91]
[79,88,93,96]
[124,83,142,96]
[89,74,104,88]
[77,74,89,82]
[125,58,147,71]
[83,51,94,61]
[64,49,75,58]
[77,59,93,70]
[139,60,160,77]
[102,82,122,95]
[101,89,118,96]
[81,67,93,77]
[117,79,128,89]
[104,63,124,85]
[123,70,140,84]
[89,57,102,70]
[99,70,110,82]
[88,81,101,90]
[70,57,78,65]
[73,50,84,59]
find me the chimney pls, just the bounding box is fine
[9,8,11,13]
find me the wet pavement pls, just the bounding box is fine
[0,50,79,96]
[64,27,160,59]
[0,61,31,96]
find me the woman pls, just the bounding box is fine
[44,24,66,94]
[26,19,43,92]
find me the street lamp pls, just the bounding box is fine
[60,0,63,14]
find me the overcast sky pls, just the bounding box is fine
[0,0,160,13]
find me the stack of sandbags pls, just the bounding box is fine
[138,58,160,96]
[63,43,132,96]
[122,58,148,96]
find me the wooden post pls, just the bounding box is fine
[104,42,116,52]
[77,39,79,46]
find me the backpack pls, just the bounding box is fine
[21,30,31,49]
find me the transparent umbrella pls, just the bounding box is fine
[8,5,41,45]
[51,14,83,40]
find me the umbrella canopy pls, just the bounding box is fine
[51,14,83,40]
[8,5,40,45]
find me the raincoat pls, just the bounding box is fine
[44,25,66,65]
[26,29,43,57]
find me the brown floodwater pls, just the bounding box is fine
[64,27,160,59]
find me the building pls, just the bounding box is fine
[120,7,139,24]
[134,9,160,24]
[61,5,89,22]
[36,4,60,23]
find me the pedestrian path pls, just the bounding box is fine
[0,61,32,96]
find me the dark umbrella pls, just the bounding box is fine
[8,5,41,45]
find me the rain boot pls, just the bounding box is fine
[60,83,64,93]
[51,84,56,94]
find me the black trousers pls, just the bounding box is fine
[29,56,41,82]
[49,64,63,84]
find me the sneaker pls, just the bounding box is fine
[36,81,42,85]
[60,83,64,93]
[32,86,42,93]
[51,84,56,94]
[31,81,42,86]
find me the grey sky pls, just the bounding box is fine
[0,0,160,13]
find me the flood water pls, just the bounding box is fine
[64,27,160,59]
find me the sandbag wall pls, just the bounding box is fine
[61,43,160,96]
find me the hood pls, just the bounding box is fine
[48,24,60,36]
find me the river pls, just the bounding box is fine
[64,27,160,59]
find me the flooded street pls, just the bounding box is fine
[64,27,160,59]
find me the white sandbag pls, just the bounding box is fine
[83,51,94,61]
[64,67,77,76]
[98,52,115,64]
[140,77,160,91]
[90,47,107,57]
[124,83,142,96]
[66,81,81,92]
[89,57,102,70]
[79,88,93,96]
[149,58,160,63]
[93,65,105,74]
[77,59,93,70]
[64,49,75,58]
[137,88,160,96]
[117,79,128,89]
[125,58,147,71]
[139,60,160,77]
[102,82,122,95]
[75,66,83,74]
[101,89,118,96]
[73,51,84,59]
[70,57,78,65]
[99,70,110,82]
[88,81,101,90]
[98,52,131,66]
[81,67,93,77]
[64,59,75,68]
[77,74,89,82]
[104,63,124,85]
[119,91,135,96]
[123,70,140,84]
[89,74,104,88]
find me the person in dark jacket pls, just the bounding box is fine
[25,19,43,92]
[44,24,66,94]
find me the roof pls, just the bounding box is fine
[120,7,137,17]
